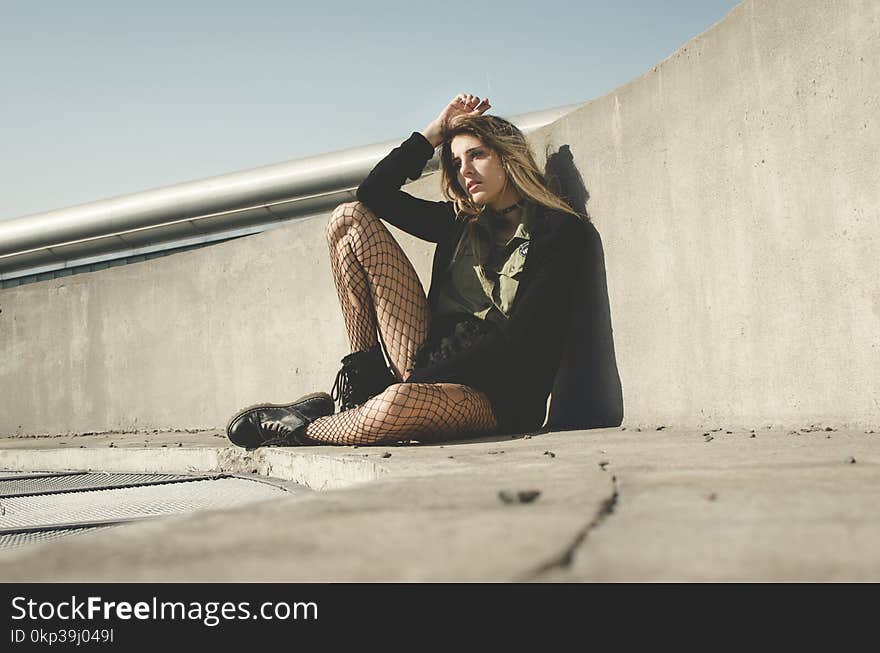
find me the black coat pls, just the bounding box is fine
[357,132,587,433]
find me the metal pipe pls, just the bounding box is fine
[0,103,582,279]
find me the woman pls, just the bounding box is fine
[227,93,587,448]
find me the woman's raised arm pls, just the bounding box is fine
[421,93,492,147]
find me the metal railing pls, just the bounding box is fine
[0,104,581,283]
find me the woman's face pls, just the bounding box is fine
[450,134,509,207]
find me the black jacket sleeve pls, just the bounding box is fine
[406,211,587,390]
[356,132,456,244]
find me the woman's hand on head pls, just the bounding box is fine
[421,94,491,147]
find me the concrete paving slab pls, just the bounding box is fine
[0,427,877,581]
[555,465,880,582]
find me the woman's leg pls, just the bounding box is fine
[320,201,498,444]
[305,382,498,445]
[326,201,429,379]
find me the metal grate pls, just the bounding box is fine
[0,526,111,551]
[0,472,208,498]
[0,472,299,551]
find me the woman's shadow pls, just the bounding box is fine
[544,145,623,430]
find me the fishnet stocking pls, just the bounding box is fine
[305,382,497,445]
[319,201,499,444]
[326,201,429,379]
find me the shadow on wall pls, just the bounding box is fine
[544,145,624,430]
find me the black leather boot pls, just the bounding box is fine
[226,392,334,449]
[331,344,397,412]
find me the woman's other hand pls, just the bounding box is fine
[421,93,491,147]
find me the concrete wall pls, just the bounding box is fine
[529,0,879,428]
[0,218,433,434]
[2,0,878,434]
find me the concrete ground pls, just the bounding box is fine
[0,424,878,582]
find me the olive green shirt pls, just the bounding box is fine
[434,203,533,322]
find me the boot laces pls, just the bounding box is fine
[331,364,356,411]
[260,420,297,446]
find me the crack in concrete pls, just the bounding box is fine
[517,474,619,581]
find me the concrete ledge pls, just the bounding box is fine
[0,446,391,492]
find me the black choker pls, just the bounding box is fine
[498,200,523,215]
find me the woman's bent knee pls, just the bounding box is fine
[326,201,378,244]
[347,384,409,435]
[373,382,411,405]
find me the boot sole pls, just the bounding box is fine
[225,392,333,437]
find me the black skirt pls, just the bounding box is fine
[412,313,499,371]
[406,312,543,433]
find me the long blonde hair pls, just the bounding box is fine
[439,114,584,221]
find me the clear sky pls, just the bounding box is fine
[1,0,740,220]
